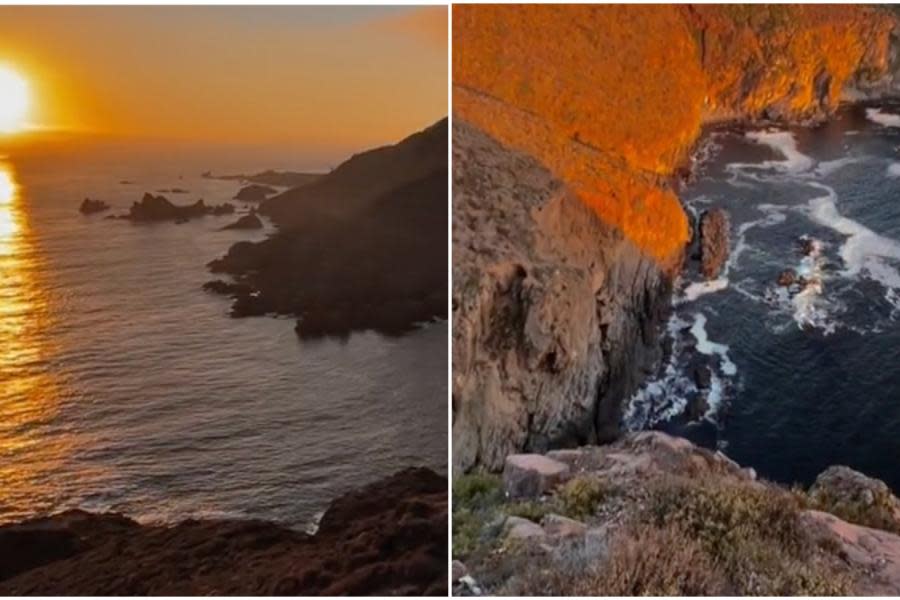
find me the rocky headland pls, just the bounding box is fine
[203,169,321,189]
[206,119,448,339]
[234,184,278,203]
[452,3,900,469]
[0,467,447,596]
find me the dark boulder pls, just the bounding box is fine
[222,212,263,230]
[234,184,277,203]
[777,268,797,287]
[699,208,730,279]
[692,362,712,390]
[684,391,710,422]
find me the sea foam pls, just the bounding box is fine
[743,130,814,173]
[866,108,900,128]
[690,313,737,376]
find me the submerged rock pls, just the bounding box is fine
[699,208,730,280]
[79,198,110,215]
[777,268,798,287]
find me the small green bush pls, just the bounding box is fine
[452,472,505,560]
[556,475,607,519]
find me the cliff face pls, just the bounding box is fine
[452,5,898,471]
[453,122,668,471]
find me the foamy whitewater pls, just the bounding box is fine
[0,145,446,526]
[624,103,900,491]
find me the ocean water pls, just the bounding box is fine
[625,103,900,491]
[0,143,446,527]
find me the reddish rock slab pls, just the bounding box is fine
[503,454,570,499]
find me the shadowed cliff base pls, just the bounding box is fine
[0,467,447,596]
[451,4,900,471]
[205,119,448,340]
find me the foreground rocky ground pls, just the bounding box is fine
[0,467,447,595]
[452,432,900,596]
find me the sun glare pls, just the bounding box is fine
[0,66,30,134]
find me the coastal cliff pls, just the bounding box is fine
[207,119,448,339]
[0,468,447,596]
[451,4,899,471]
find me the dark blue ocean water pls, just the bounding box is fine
[625,103,900,492]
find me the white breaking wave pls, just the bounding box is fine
[866,108,900,128]
[816,156,863,177]
[887,162,900,178]
[681,278,729,303]
[743,130,815,173]
[622,310,739,429]
[789,237,832,332]
[805,182,900,284]
[690,313,738,376]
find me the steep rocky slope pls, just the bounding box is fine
[207,119,448,338]
[0,468,447,596]
[451,4,899,470]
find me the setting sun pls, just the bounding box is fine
[0,66,29,133]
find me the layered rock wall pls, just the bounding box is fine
[452,5,898,471]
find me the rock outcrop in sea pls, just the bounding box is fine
[79,198,110,215]
[699,208,730,279]
[451,4,900,470]
[0,467,447,596]
[123,193,234,223]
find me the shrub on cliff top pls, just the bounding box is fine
[555,475,608,519]
[452,472,504,560]
[504,522,727,596]
[644,477,849,595]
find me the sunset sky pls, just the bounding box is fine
[0,6,446,153]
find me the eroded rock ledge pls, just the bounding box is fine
[0,467,447,596]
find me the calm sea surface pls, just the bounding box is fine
[0,143,446,527]
[626,103,900,492]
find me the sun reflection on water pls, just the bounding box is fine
[0,162,72,522]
